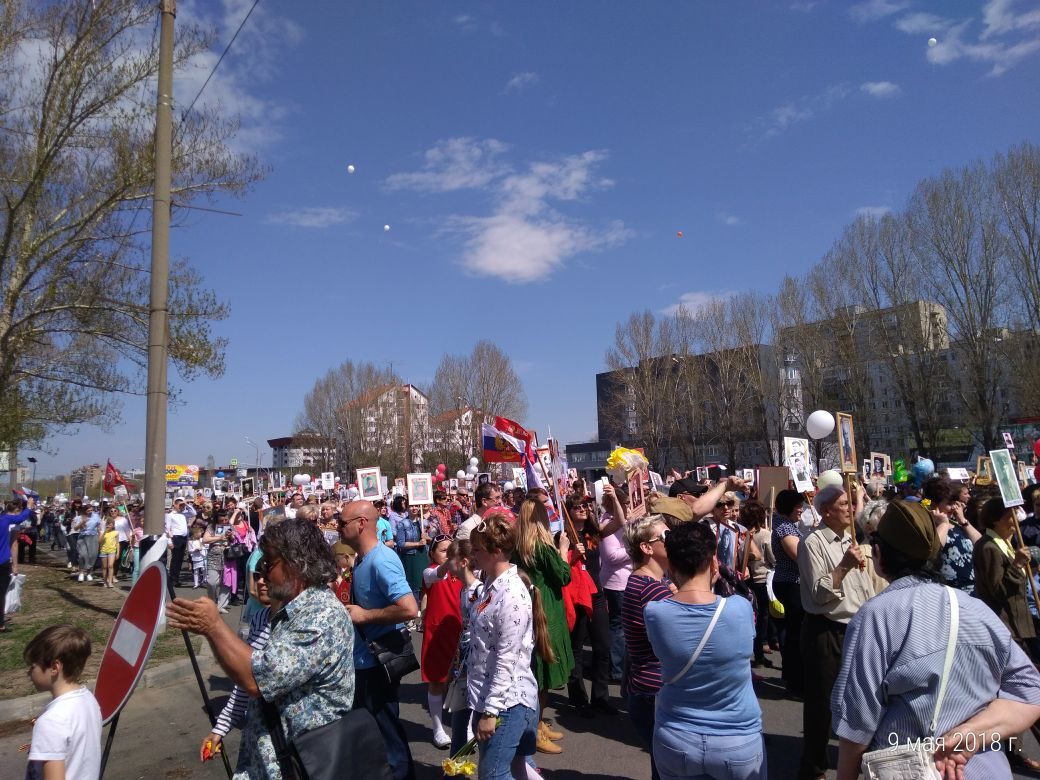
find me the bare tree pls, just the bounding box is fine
[295,361,399,477]
[992,142,1040,415]
[603,310,678,469]
[428,341,527,422]
[908,162,1010,450]
[0,0,265,453]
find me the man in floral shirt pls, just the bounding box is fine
[168,519,354,779]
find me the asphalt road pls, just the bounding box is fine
[2,584,1039,779]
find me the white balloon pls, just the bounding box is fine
[456,470,466,479]
[469,457,479,466]
[292,474,307,486]
[299,474,311,484]
[928,37,938,47]
[347,164,355,174]
[817,470,844,490]
[503,481,514,491]
[383,224,390,232]
[466,465,479,476]
[806,410,835,440]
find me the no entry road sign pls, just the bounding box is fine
[94,561,167,724]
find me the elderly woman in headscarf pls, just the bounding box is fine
[832,500,1040,779]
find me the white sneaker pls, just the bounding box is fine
[77,573,84,582]
[86,574,93,582]
[433,729,451,749]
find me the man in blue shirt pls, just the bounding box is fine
[0,499,34,630]
[340,500,418,780]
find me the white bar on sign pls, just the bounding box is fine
[111,619,147,666]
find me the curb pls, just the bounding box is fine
[0,642,215,724]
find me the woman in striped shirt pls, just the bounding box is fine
[621,515,673,780]
[199,564,277,758]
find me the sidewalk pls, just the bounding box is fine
[0,543,238,709]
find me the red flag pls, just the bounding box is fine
[494,417,533,448]
[103,459,128,495]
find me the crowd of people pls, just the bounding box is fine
[11,463,1040,779]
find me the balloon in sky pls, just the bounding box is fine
[383,224,390,232]
[347,164,355,174]
[928,37,938,47]
[677,231,683,238]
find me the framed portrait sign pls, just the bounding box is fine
[356,467,383,500]
[836,413,858,474]
[784,437,813,493]
[240,477,255,497]
[976,456,993,485]
[862,459,872,481]
[627,467,647,520]
[695,466,709,482]
[989,449,1024,507]
[477,472,491,486]
[406,473,433,505]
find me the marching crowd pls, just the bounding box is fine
[10,466,1040,780]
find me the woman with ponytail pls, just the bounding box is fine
[468,510,542,779]
[514,497,574,752]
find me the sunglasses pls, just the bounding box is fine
[256,555,281,577]
[338,515,364,528]
[646,529,669,545]
[716,501,735,509]
[430,534,452,546]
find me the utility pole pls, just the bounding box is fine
[143,0,175,535]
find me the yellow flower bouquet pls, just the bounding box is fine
[606,446,649,484]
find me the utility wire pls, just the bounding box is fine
[181,0,261,119]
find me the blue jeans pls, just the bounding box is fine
[605,588,626,678]
[655,727,767,780]
[475,704,537,780]
[354,668,415,780]
[628,691,660,780]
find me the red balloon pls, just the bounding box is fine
[677,231,683,238]
[437,463,446,472]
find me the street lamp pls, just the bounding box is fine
[244,436,265,487]
[27,457,37,492]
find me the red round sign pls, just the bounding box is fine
[94,561,168,724]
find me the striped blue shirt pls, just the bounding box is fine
[832,576,1040,779]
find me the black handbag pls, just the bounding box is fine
[259,698,392,780]
[359,625,420,685]
[224,542,248,560]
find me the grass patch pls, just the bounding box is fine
[0,555,201,700]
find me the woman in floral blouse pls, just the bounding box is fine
[923,475,980,594]
[469,511,555,780]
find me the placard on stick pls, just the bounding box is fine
[989,448,1024,508]
[757,466,791,505]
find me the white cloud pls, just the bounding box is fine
[860,80,902,98]
[981,0,1040,39]
[790,1,819,12]
[662,291,737,317]
[391,142,628,283]
[849,0,910,23]
[454,14,477,31]
[385,138,511,193]
[854,205,893,219]
[894,12,954,35]
[884,2,1040,76]
[756,84,850,138]
[505,72,539,92]
[720,214,742,226]
[266,207,357,228]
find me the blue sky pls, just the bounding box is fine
[31,0,1040,477]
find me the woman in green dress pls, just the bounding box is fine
[515,493,575,753]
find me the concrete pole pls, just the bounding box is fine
[143,0,175,535]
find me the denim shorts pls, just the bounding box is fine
[654,726,767,780]
[476,704,538,780]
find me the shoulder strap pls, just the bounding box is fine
[930,586,959,735]
[667,597,726,685]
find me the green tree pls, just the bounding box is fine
[0,0,265,451]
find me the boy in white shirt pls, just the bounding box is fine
[24,624,102,780]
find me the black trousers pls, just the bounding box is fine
[799,612,846,779]
[0,561,11,628]
[773,580,804,694]
[569,591,612,707]
[169,535,188,585]
[353,667,415,780]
